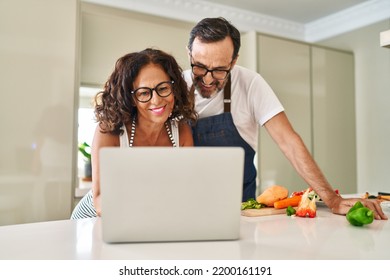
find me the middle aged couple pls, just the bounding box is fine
[71,17,387,222]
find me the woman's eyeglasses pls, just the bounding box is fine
[131,81,174,103]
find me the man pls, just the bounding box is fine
[183,17,387,220]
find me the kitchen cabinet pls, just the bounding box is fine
[254,35,356,194]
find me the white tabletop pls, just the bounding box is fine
[0,204,389,260]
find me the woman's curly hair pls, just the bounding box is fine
[94,48,197,134]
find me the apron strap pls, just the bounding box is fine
[223,75,231,113]
[189,75,232,113]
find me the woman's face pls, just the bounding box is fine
[132,63,174,125]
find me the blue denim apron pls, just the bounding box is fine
[191,77,257,201]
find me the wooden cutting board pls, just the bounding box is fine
[241,207,296,217]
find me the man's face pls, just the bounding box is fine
[190,37,236,98]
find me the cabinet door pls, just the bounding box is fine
[312,47,356,193]
[257,35,311,193]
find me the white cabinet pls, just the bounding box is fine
[254,35,356,194]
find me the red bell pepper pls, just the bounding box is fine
[295,187,317,218]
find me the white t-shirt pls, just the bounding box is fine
[184,65,284,151]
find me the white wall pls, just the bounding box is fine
[318,20,390,194]
[0,0,79,225]
[81,3,193,86]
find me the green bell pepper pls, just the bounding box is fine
[346,201,374,226]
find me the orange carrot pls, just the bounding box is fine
[274,195,302,209]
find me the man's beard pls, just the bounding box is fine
[193,75,228,99]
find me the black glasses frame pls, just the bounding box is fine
[190,53,233,80]
[131,80,174,103]
[190,64,231,80]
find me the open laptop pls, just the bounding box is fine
[99,146,244,243]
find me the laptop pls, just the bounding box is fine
[99,146,244,243]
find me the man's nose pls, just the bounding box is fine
[202,71,214,85]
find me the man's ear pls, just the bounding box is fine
[230,55,239,69]
[185,46,191,59]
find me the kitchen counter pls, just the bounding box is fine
[0,203,389,260]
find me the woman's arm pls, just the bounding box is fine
[91,126,119,216]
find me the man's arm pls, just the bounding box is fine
[264,112,387,220]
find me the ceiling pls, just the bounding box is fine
[205,0,370,24]
[83,0,390,42]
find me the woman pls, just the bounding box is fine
[71,48,197,219]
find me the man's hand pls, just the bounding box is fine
[330,196,388,220]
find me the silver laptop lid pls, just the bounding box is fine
[100,147,244,243]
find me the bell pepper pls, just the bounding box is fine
[346,201,374,226]
[295,187,317,218]
[290,191,304,197]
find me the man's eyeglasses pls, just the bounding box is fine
[190,54,232,80]
[190,64,231,80]
[131,81,174,103]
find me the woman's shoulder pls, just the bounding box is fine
[93,125,121,147]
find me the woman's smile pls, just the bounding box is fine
[149,104,167,115]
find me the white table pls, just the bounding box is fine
[0,204,389,260]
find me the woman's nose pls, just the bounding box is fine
[149,89,162,104]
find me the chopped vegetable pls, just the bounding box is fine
[286,206,296,216]
[346,201,374,226]
[241,198,265,210]
[362,192,377,199]
[256,185,288,206]
[290,191,304,197]
[274,195,302,209]
[379,195,390,201]
[362,192,390,200]
[295,187,317,218]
